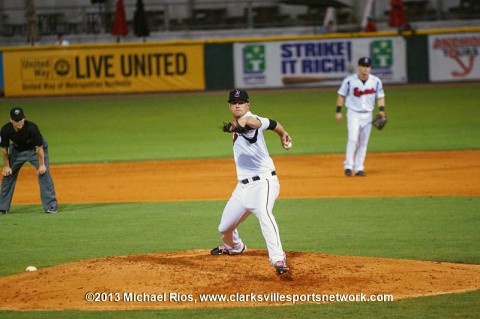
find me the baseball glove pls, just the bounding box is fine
[221,121,247,133]
[372,114,387,130]
[222,122,234,132]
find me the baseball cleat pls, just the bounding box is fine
[210,245,229,255]
[355,171,367,177]
[0,210,7,214]
[210,244,246,255]
[274,260,289,275]
[45,207,58,214]
[344,169,352,176]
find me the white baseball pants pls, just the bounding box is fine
[217,175,286,265]
[344,110,373,173]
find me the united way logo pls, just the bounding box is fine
[54,59,71,77]
[370,40,393,68]
[243,45,265,73]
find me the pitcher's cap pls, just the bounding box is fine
[228,89,249,103]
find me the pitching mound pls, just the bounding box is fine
[1,249,479,310]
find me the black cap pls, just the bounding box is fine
[10,107,25,121]
[228,89,249,103]
[358,57,372,67]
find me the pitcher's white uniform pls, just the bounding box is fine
[218,111,286,265]
[337,73,385,173]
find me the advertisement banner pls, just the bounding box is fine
[428,33,480,82]
[234,37,407,88]
[3,44,205,97]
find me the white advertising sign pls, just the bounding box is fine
[429,33,480,82]
[234,37,407,88]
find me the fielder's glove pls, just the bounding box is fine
[372,113,387,130]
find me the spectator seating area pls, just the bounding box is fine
[1,1,479,40]
[1,2,353,37]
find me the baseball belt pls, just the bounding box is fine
[241,171,276,184]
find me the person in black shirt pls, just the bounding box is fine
[0,107,58,214]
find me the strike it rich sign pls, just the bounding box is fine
[234,37,407,88]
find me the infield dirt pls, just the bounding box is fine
[10,150,480,203]
[0,150,479,310]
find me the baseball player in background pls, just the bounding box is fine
[0,107,58,214]
[335,57,386,176]
[211,89,292,275]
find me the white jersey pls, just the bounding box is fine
[337,73,385,112]
[232,111,276,180]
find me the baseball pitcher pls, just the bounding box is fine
[211,89,292,276]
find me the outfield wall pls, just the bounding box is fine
[0,28,479,97]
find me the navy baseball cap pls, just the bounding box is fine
[358,57,372,67]
[228,89,249,103]
[10,107,25,121]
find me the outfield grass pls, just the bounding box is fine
[0,85,479,163]
[0,84,479,318]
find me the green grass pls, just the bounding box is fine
[0,85,479,164]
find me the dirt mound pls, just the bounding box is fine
[0,249,479,310]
